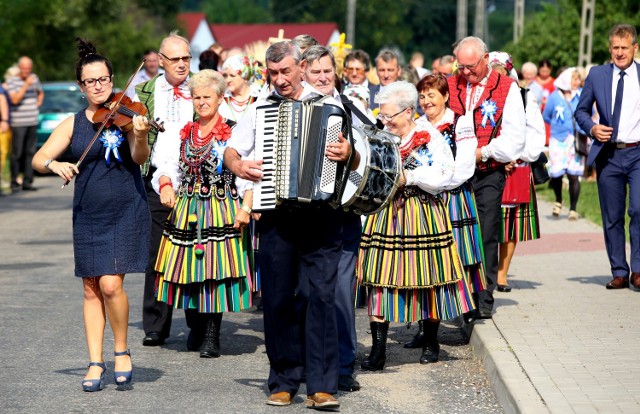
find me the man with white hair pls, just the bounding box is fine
[134,32,198,348]
[521,61,544,104]
[447,36,526,319]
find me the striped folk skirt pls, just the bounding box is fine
[499,179,541,243]
[441,183,487,294]
[154,191,253,313]
[357,189,475,323]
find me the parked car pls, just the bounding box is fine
[37,82,85,156]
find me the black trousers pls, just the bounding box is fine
[469,168,505,313]
[258,206,342,396]
[10,125,37,186]
[142,181,226,337]
[142,183,174,338]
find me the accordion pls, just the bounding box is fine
[252,98,350,211]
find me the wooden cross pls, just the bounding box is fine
[268,29,290,44]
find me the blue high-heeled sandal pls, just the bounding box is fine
[114,350,132,386]
[82,362,106,392]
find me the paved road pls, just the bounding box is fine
[0,176,502,413]
[470,197,640,413]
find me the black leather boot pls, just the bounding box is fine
[404,320,426,348]
[420,319,440,364]
[200,313,222,358]
[361,322,388,371]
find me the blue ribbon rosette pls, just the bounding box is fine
[480,99,498,128]
[99,128,124,166]
[554,105,565,122]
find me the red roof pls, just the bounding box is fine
[210,23,340,49]
[177,12,208,40]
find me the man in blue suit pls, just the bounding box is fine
[575,23,640,290]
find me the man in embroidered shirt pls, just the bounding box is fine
[447,36,526,319]
[133,32,195,347]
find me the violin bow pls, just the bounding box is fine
[62,59,147,188]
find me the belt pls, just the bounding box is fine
[612,141,640,149]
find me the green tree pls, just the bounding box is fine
[202,0,272,23]
[0,0,167,86]
[508,0,640,71]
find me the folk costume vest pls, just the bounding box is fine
[448,71,513,171]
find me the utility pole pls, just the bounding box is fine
[457,0,468,41]
[514,0,524,43]
[346,0,356,46]
[474,0,486,40]
[578,0,595,67]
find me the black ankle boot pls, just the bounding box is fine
[361,322,388,371]
[200,313,222,358]
[420,319,440,364]
[404,320,426,348]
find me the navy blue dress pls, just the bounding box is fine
[70,110,150,277]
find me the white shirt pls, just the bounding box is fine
[417,108,478,190]
[399,122,455,195]
[468,70,527,163]
[612,64,640,143]
[521,91,546,162]
[132,75,193,193]
[124,69,163,99]
[228,83,332,158]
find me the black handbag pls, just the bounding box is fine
[575,133,589,156]
[531,152,550,185]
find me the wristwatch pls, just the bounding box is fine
[481,147,490,163]
[241,205,252,214]
[44,159,54,171]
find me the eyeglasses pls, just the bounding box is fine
[457,55,485,71]
[80,75,112,87]
[376,108,407,123]
[344,67,366,75]
[159,52,192,65]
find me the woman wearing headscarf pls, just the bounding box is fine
[490,51,546,291]
[218,54,263,123]
[543,67,586,221]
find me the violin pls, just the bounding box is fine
[93,92,165,132]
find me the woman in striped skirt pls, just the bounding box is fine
[153,70,253,358]
[402,75,487,361]
[357,81,475,369]
[490,53,546,292]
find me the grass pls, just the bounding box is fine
[535,178,631,240]
[534,179,603,226]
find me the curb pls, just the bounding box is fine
[467,320,549,414]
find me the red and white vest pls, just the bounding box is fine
[448,71,514,171]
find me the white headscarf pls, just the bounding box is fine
[553,67,576,91]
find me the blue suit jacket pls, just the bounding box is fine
[575,62,640,166]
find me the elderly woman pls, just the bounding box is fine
[218,54,261,123]
[153,69,253,358]
[401,74,486,358]
[357,81,474,369]
[490,52,546,291]
[543,67,585,221]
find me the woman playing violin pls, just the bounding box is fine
[32,38,151,392]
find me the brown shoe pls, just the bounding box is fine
[606,277,629,289]
[266,391,292,406]
[631,272,640,289]
[306,392,340,409]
